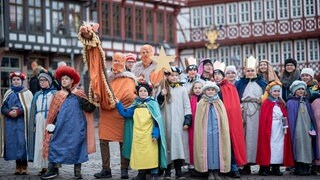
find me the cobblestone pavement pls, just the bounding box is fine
[0,127,319,180]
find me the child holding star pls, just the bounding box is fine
[157,66,192,179]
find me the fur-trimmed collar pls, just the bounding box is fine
[107,71,137,83]
[131,61,157,82]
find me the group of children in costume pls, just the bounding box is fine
[1,45,320,180]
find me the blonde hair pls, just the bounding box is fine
[189,81,203,98]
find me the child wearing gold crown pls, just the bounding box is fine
[236,56,267,174]
[256,81,294,176]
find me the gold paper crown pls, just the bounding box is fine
[245,56,257,69]
[185,57,197,67]
[213,61,226,72]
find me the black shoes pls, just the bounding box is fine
[121,168,129,179]
[271,165,283,176]
[94,168,112,178]
[239,165,251,175]
[41,169,58,179]
[228,171,241,178]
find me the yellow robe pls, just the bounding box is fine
[130,107,158,169]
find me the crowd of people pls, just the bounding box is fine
[0,23,320,180]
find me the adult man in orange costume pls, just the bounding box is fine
[131,44,164,88]
[78,23,136,179]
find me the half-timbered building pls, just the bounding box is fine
[177,0,320,79]
[0,0,185,95]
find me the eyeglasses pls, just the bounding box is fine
[246,70,255,72]
[39,79,48,82]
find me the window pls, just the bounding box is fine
[203,6,213,27]
[146,9,153,41]
[294,40,306,62]
[0,56,21,95]
[230,46,242,66]
[191,7,201,27]
[219,46,229,64]
[255,43,267,61]
[318,0,320,15]
[9,0,24,31]
[227,4,237,25]
[243,44,254,59]
[135,8,143,40]
[125,6,133,39]
[195,48,206,61]
[167,13,175,44]
[265,0,275,21]
[239,2,250,23]
[308,39,319,61]
[268,42,280,64]
[101,2,111,36]
[113,3,121,38]
[252,0,263,22]
[69,3,81,36]
[305,0,315,16]
[28,0,42,33]
[52,1,65,34]
[281,41,293,63]
[208,49,218,61]
[214,4,225,26]
[278,0,289,19]
[291,0,302,18]
[157,11,165,42]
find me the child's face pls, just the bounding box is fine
[187,69,197,78]
[11,77,22,87]
[300,74,312,84]
[245,68,257,79]
[61,75,74,89]
[167,72,179,83]
[259,62,268,73]
[226,70,236,82]
[213,71,223,84]
[285,63,296,73]
[205,87,216,97]
[193,82,203,96]
[138,87,149,99]
[270,89,281,99]
[295,88,305,97]
[39,77,50,89]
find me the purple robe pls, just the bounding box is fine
[287,96,316,161]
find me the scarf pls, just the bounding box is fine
[202,94,219,103]
[11,85,24,92]
[281,69,301,87]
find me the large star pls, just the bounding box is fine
[152,46,175,73]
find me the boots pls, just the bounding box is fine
[121,168,129,179]
[38,168,48,176]
[94,168,112,178]
[174,160,185,179]
[258,166,270,176]
[239,164,251,175]
[21,165,28,175]
[74,164,82,179]
[164,165,171,180]
[213,170,222,180]
[133,170,146,180]
[14,163,21,175]
[271,164,283,176]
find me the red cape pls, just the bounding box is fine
[220,79,247,166]
[256,99,294,166]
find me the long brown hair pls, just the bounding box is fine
[160,78,172,104]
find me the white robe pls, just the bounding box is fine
[270,104,284,164]
[33,91,55,168]
[161,86,191,163]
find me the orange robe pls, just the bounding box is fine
[100,73,136,141]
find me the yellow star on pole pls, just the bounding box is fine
[152,46,175,73]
